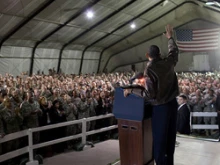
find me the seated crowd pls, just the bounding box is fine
[0,70,219,158]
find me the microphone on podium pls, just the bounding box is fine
[129,72,144,84]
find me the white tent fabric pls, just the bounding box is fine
[193,55,210,71]
[0,46,32,76]
[33,48,60,75]
[0,0,220,75]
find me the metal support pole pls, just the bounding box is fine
[82,118,87,144]
[79,49,87,74]
[26,129,39,165]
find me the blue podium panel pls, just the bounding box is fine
[113,87,145,121]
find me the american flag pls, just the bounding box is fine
[175,28,220,52]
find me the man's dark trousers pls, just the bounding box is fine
[151,98,178,165]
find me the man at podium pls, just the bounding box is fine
[124,24,179,165]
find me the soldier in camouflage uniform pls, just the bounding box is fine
[77,94,90,132]
[0,88,7,155]
[0,97,23,153]
[48,88,62,103]
[88,97,97,131]
[203,89,216,136]
[20,91,42,144]
[0,115,5,155]
[64,94,78,149]
[0,102,4,112]
[190,90,204,134]
[10,88,22,111]
[40,85,52,98]
[0,88,7,111]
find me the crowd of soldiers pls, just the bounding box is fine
[178,72,220,136]
[0,71,120,159]
[0,70,220,158]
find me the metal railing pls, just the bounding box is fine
[190,112,218,129]
[1,111,217,164]
[0,113,117,165]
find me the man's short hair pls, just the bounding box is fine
[179,94,187,100]
[148,45,160,59]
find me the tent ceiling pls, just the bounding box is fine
[139,2,177,20]
[0,0,47,17]
[102,1,220,56]
[0,0,219,55]
[0,14,23,38]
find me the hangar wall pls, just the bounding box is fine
[0,46,31,76]
[0,47,100,76]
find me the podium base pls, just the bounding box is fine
[118,119,154,165]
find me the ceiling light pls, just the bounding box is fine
[86,11,94,19]
[206,0,215,5]
[130,23,136,29]
[215,1,220,6]
[162,0,169,6]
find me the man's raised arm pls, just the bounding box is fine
[164,25,179,66]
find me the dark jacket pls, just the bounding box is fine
[143,37,179,105]
[215,93,220,111]
[39,105,50,126]
[177,104,191,135]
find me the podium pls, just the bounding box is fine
[113,87,154,165]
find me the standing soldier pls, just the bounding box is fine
[190,89,204,134]
[0,88,7,155]
[0,115,5,155]
[88,97,97,131]
[65,94,78,149]
[203,89,216,136]
[1,97,23,153]
[20,91,42,144]
[48,88,62,102]
[78,94,90,132]
[10,88,22,109]
[0,89,7,110]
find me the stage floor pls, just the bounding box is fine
[44,137,220,165]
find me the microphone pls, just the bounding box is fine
[129,72,144,84]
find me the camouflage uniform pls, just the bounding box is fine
[48,95,64,109]
[65,103,77,149]
[20,100,41,143]
[72,97,81,107]
[191,96,204,124]
[190,96,204,134]
[89,99,97,130]
[203,95,216,135]
[0,103,4,153]
[10,96,22,109]
[0,114,4,155]
[78,101,90,132]
[66,103,77,134]
[0,103,4,111]
[48,95,63,103]
[0,107,23,153]
[40,90,52,98]
[203,95,216,124]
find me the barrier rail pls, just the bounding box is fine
[0,113,117,165]
[1,112,218,164]
[190,112,218,129]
